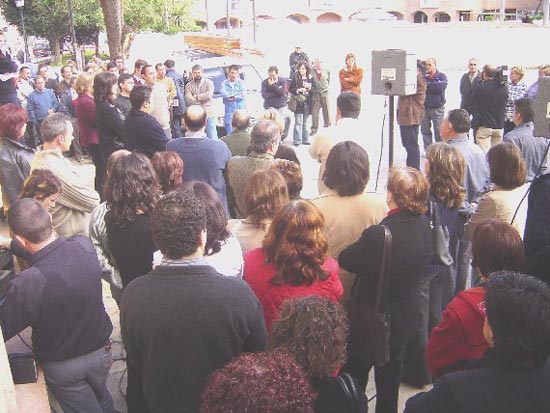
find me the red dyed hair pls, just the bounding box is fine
[0,104,27,140]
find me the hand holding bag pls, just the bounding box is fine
[429,200,454,266]
[346,225,392,367]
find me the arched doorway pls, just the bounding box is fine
[413,11,428,23]
[317,12,342,23]
[388,11,404,20]
[434,12,451,22]
[287,14,310,24]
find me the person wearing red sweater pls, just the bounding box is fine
[244,200,343,331]
[426,219,524,379]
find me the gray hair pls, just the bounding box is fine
[40,113,71,143]
[249,120,280,153]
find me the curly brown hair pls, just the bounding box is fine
[269,296,348,380]
[263,200,329,286]
[387,166,429,214]
[151,151,184,194]
[20,169,62,201]
[426,142,466,208]
[200,351,315,413]
[269,159,303,200]
[245,169,289,231]
[104,152,161,228]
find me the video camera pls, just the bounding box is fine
[495,65,508,85]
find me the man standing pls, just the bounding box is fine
[309,91,363,194]
[459,58,482,116]
[123,86,169,158]
[220,65,246,135]
[227,120,280,218]
[310,59,331,136]
[142,64,171,140]
[114,55,125,74]
[55,65,73,99]
[261,65,289,140]
[31,113,100,237]
[17,66,34,108]
[421,58,447,150]
[37,63,59,91]
[1,198,114,413]
[471,64,509,152]
[398,60,427,170]
[164,59,186,139]
[221,109,251,156]
[155,62,176,108]
[132,59,147,86]
[184,64,216,139]
[440,109,489,294]
[289,45,309,77]
[167,105,231,212]
[504,98,548,181]
[27,75,59,145]
[115,73,134,118]
[121,188,266,413]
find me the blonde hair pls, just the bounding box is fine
[426,143,466,209]
[387,166,429,214]
[510,66,525,80]
[75,73,95,94]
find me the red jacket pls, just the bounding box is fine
[73,93,99,147]
[426,286,489,379]
[244,248,343,331]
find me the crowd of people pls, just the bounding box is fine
[0,30,550,412]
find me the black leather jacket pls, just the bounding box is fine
[0,137,35,210]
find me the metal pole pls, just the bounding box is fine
[500,0,506,21]
[67,0,78,69]
[389,95,394,167]
[226,0,231,36]
[18,7,30,63]
[252,0,256,43]
[205,0,210,31]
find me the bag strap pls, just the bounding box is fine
[374,225,392,312]
[336,373,359,412]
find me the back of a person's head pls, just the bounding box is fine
[472,219,524,278]
[151,188,206,259]
[269,160,303,200]
[20,169,62,201]
[8,198,52,244]
[483,64,498,78]
[164,59,175,69]
[200,351,315,413]
[426,142,466,208]
[486,271,550,369]
[487,142,526,189]
[151,151,184,194]
[231,109,251,131]
[259,109,284,134]
[40,113,70,143]
[244,169,289,229]
[323,141,369,196]
[269,296,348,380]
[249,120,280,153]
[183,105,207,132]
[93,71,117,102]
[447,109,471,134]
[514,98,535,123]
[337,92,361,119]
[0,103,27,140]
[387,165,429,214]
[130,85,152,110]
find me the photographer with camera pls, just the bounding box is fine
[471,65,508,153]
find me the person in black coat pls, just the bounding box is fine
[339,166,432,413]
[123,86,169,158]
[405,271,550,413]
[94,72,125,161]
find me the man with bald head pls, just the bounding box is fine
[221,109,251,156]
[166,105,231,212]
[226,120,280,218]
[471,64,509,152]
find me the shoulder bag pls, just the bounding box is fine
[346,224,392,367]
[336,372,368,413]
[429,200,454,266]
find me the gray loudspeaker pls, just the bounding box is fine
[534,77,550,138]
[371,50,417,96]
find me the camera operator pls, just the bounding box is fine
[471,65,508,153]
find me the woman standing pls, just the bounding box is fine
[94,72,124,163]
[105,153,161,288]
[289,62,313,146]
[339,166,431,413]
[74,73,103,191]
[339,53,363,95]
[244,200,343,331]
[504,66,527,135]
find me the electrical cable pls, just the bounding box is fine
[375,97,388,192]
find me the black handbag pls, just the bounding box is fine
[336,373,368,413]
[347,225,392,367]
[287,93,306,113]
[429,200,454,266]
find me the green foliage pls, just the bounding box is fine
[123,0,200,34]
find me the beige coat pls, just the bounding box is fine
[465,183,530,240]
[312,189,388,300]
[397,73,427,126]
[228,217,271,256]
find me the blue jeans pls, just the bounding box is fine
[171,114,182,139]
[421,106,445,150]
[205,116,217,139]
[400,125,420,170]
[293,113,310,144]
[41,346,114,413]
[224,111,233,135]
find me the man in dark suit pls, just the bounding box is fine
[123,86,168,158]
[405,271,550,413]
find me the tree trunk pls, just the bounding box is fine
[544,0,550,26]
[99,0,124,58]
[121,27,135,59]
[50,33,62,66]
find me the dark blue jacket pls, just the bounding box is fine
[424,70,448,109]
[261,76,287,109]
[166,68,186,116]
[123,109,169,158]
